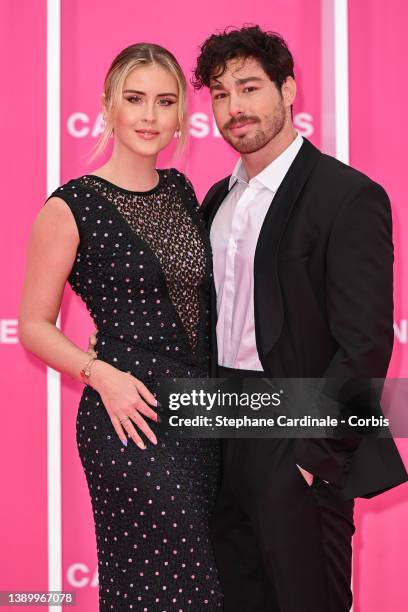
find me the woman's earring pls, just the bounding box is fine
[175,127,181,139]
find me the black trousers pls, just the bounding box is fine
[213,366,355,612]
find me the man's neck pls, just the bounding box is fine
[241,126,298,180]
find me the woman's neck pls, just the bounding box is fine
[91,144,159,192]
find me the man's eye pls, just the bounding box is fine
[214,93,227,100]
[243,87,257,93]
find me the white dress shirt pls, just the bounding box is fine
[210,132,304,370]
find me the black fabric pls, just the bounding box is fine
[48,170,223,610]
[214,372,355,612]
[201,138,408,501]
[212,436,355,612]
[218,365,265,378]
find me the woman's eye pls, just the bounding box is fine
[127,96,142,104]
[158,99,174,106]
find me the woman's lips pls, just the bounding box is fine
[135,130,160,140]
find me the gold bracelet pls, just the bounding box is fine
[80,357,97,385]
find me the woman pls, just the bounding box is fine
[19,43,222,610]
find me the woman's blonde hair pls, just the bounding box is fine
[89,43,188,161]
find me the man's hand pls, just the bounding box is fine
[87,330,98,358]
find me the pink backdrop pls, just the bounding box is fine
[1,1,407,610]
[349,2,408,609]
[0,0,48,602]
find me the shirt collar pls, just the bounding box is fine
[228,131,304,193]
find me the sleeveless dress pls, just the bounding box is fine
[48,169,223,611]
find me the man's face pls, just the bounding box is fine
[209,57,292,154]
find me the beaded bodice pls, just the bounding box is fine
[50,169,212,369]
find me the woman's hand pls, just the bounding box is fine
[89,359,159,450]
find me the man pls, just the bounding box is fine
[190,25,408,612]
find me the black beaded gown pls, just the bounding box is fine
[48,169,223,611]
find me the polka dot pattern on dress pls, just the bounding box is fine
[48,169,222,610]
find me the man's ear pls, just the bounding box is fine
[281,77,296,109]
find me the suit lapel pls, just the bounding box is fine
[254,138,321,364]
[199,177,230,376]
[200,178,230,230]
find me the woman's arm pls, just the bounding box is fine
[19,197,89,378]
[18,197,158,449]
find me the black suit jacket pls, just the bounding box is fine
[201,137,407,500]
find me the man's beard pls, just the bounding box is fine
[221,102,286,154]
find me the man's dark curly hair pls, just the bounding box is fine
[192,25,294,90]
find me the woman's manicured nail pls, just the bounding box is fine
[122,439,128,447]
